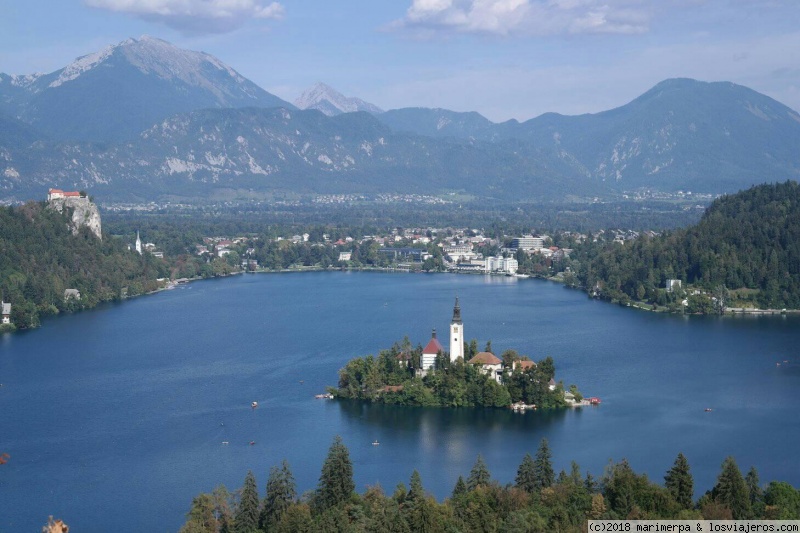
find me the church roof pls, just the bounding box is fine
[422,337,444,355]
[469,352,501,365]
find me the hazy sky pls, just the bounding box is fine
[2,1,799,121]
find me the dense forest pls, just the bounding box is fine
[178,436,800,533]
[0,201,170,329]
[576,181,800,310]
[334,339,573,409]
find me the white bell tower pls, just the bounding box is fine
[450,297,464,362]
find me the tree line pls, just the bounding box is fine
[179,436,800,533]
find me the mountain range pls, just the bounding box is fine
[1,37,798,203]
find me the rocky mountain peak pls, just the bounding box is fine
[294,82,383,116]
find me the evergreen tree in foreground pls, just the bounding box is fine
[179,493,217,533]
[260,460,297,531]
[712,456,752,519]
[234,471,260,533]
[664,453,694,509]
[467,454,491,490]
[534,438,555,490]
[452,476,467,498]
[315,435,355,511]
[515,453,537,493]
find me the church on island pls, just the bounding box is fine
[336,297,592,409]
[417,297,505,384]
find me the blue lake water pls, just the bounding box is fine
[1,271,799,531]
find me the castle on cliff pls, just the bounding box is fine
[46,188,102,240]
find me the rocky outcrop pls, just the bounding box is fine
[47,195,102,240]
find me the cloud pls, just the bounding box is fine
[394,0,651,37]
[85,0,285,34]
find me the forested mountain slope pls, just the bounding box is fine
[579,181,800,309]
[0,202,167,328]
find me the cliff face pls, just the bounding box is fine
[47,196,102,240]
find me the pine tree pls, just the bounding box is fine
[315,435,355,511]
[664,453,694,509]
[713,456,752,519]
[452,476,467,498]
[533,438,555,490]
[585,472,599,493]
[745,466,762,504]
[467,454,491,490]
[514,453,537,493]
[260,460,297,531]
[404,470,436,532]
[570,461,582,486]
[407,470,425,503]
[590,493,607,520]
[179,493,217,533]
[212,485,234,533]
[234,471,260,533]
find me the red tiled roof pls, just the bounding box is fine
[422,337,444,355]
[469,352,501,365]
[515,360,536,370]
[396,351,412,361]
[382,385,404,393]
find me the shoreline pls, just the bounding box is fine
[7,266,798,335]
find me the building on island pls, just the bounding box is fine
[419,329,444,376]
[1,301,11,324]
[418,298,466,375]
[468,351,503,383]
[513,359,536,372]
[450,297,464,362]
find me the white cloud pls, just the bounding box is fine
[395,0,651,36]
[85,0,285,34]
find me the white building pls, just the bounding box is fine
[338,252,352,261]
[450,297,464,363]
[666,279,682,292]
[135,231,142,255]
[1,301,11,324]
[485,256,518,274]
[511,235,544,252]
[420,329,444,376]
[468,351,503,383]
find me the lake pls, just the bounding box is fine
[1,271,799,531]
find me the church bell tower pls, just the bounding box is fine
[450,297,464,362]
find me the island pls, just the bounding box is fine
[331,298,589,409]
